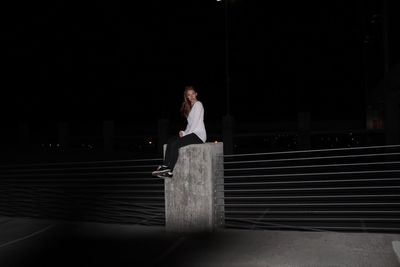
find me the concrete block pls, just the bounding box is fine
[164,142,224,233]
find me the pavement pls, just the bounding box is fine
[0,216,399,267]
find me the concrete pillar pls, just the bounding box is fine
[103,120,114,152]
[384,90,399,145]
[57,122,69,148]
[222,115,234,155]
[164,142,224,233]
[18,122,29,149]
[157,119,169,154]
[297,112,311,150]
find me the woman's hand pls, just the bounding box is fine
[179,131,184,138]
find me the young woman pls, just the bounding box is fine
[152,86,207,178]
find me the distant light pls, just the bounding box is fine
[216,0,222,2]
[57,144,60,147]
[214,140,218,143]
[148,141,152,145]
[49,143,52,147]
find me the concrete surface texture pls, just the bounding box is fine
[164,142,224,233]
[1,216,400,267]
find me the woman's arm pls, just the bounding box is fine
[180,102,203,137]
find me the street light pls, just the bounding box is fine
[218,0,231,115]
[225,0,230,116]
[218,0,234,155]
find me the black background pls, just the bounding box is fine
[1,0,396,125]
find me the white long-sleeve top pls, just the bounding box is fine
[180,101,207,142]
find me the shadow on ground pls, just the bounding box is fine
[1,216,400,267]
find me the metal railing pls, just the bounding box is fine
[221,144,400,233]
[0,157,165,226]
[2,143,400,233]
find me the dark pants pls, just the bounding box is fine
[164,133,203,171]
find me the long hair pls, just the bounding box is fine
[180,85,197,118]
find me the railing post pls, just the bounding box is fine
[103,120,114,152]
[157,119,169,154]
[297,111,311,149]
[57,122,69,148]
[222,115,234,155]
[18,122,30,149]
[384,90,400,145]
[164,142,224,233]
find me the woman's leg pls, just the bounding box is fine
[164,135,179,168]
[168,133,203,171]
[152,135,180,176]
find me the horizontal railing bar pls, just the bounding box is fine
[83,211,165,219]
[224,223,400,232]
[224,161,400,172]
[2,190,164,197]
[1,203,164,215]
[224,169,400,179]
[101,196,165,200]
[224,152,400,165]
[219,203,400,207]
[223,185,400,192]
[0,171,156,177]
[0,177,161,182]
[0,158,163,168]
[219,177,400,186]
[73,206,164,214]
[225,217,400,221]
[17,203,164,214]
[0,194,165,200]
[103,200,164,209]
[224,221,330,232]
[225,210,400,214]
[224,144,400,158]
[0,195,165,206]
[219,194,400,199]
[3,203,164,215]
[0,183,164,187]
[0,164,159,174]
[4,189,165,193]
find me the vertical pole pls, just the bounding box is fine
[382,0,398,144]
[103,120,114,152]
[297,112,311,150]
[157,119,169,154]
[57,122,69,148]
[222,115,234,155]
[224,0,231,116]
[18,122,29,149]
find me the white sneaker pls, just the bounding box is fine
[152,165,170,176]
[157,171,173,179]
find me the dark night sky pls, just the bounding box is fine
[1,0,396,125]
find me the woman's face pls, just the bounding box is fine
[186,90,197,104]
